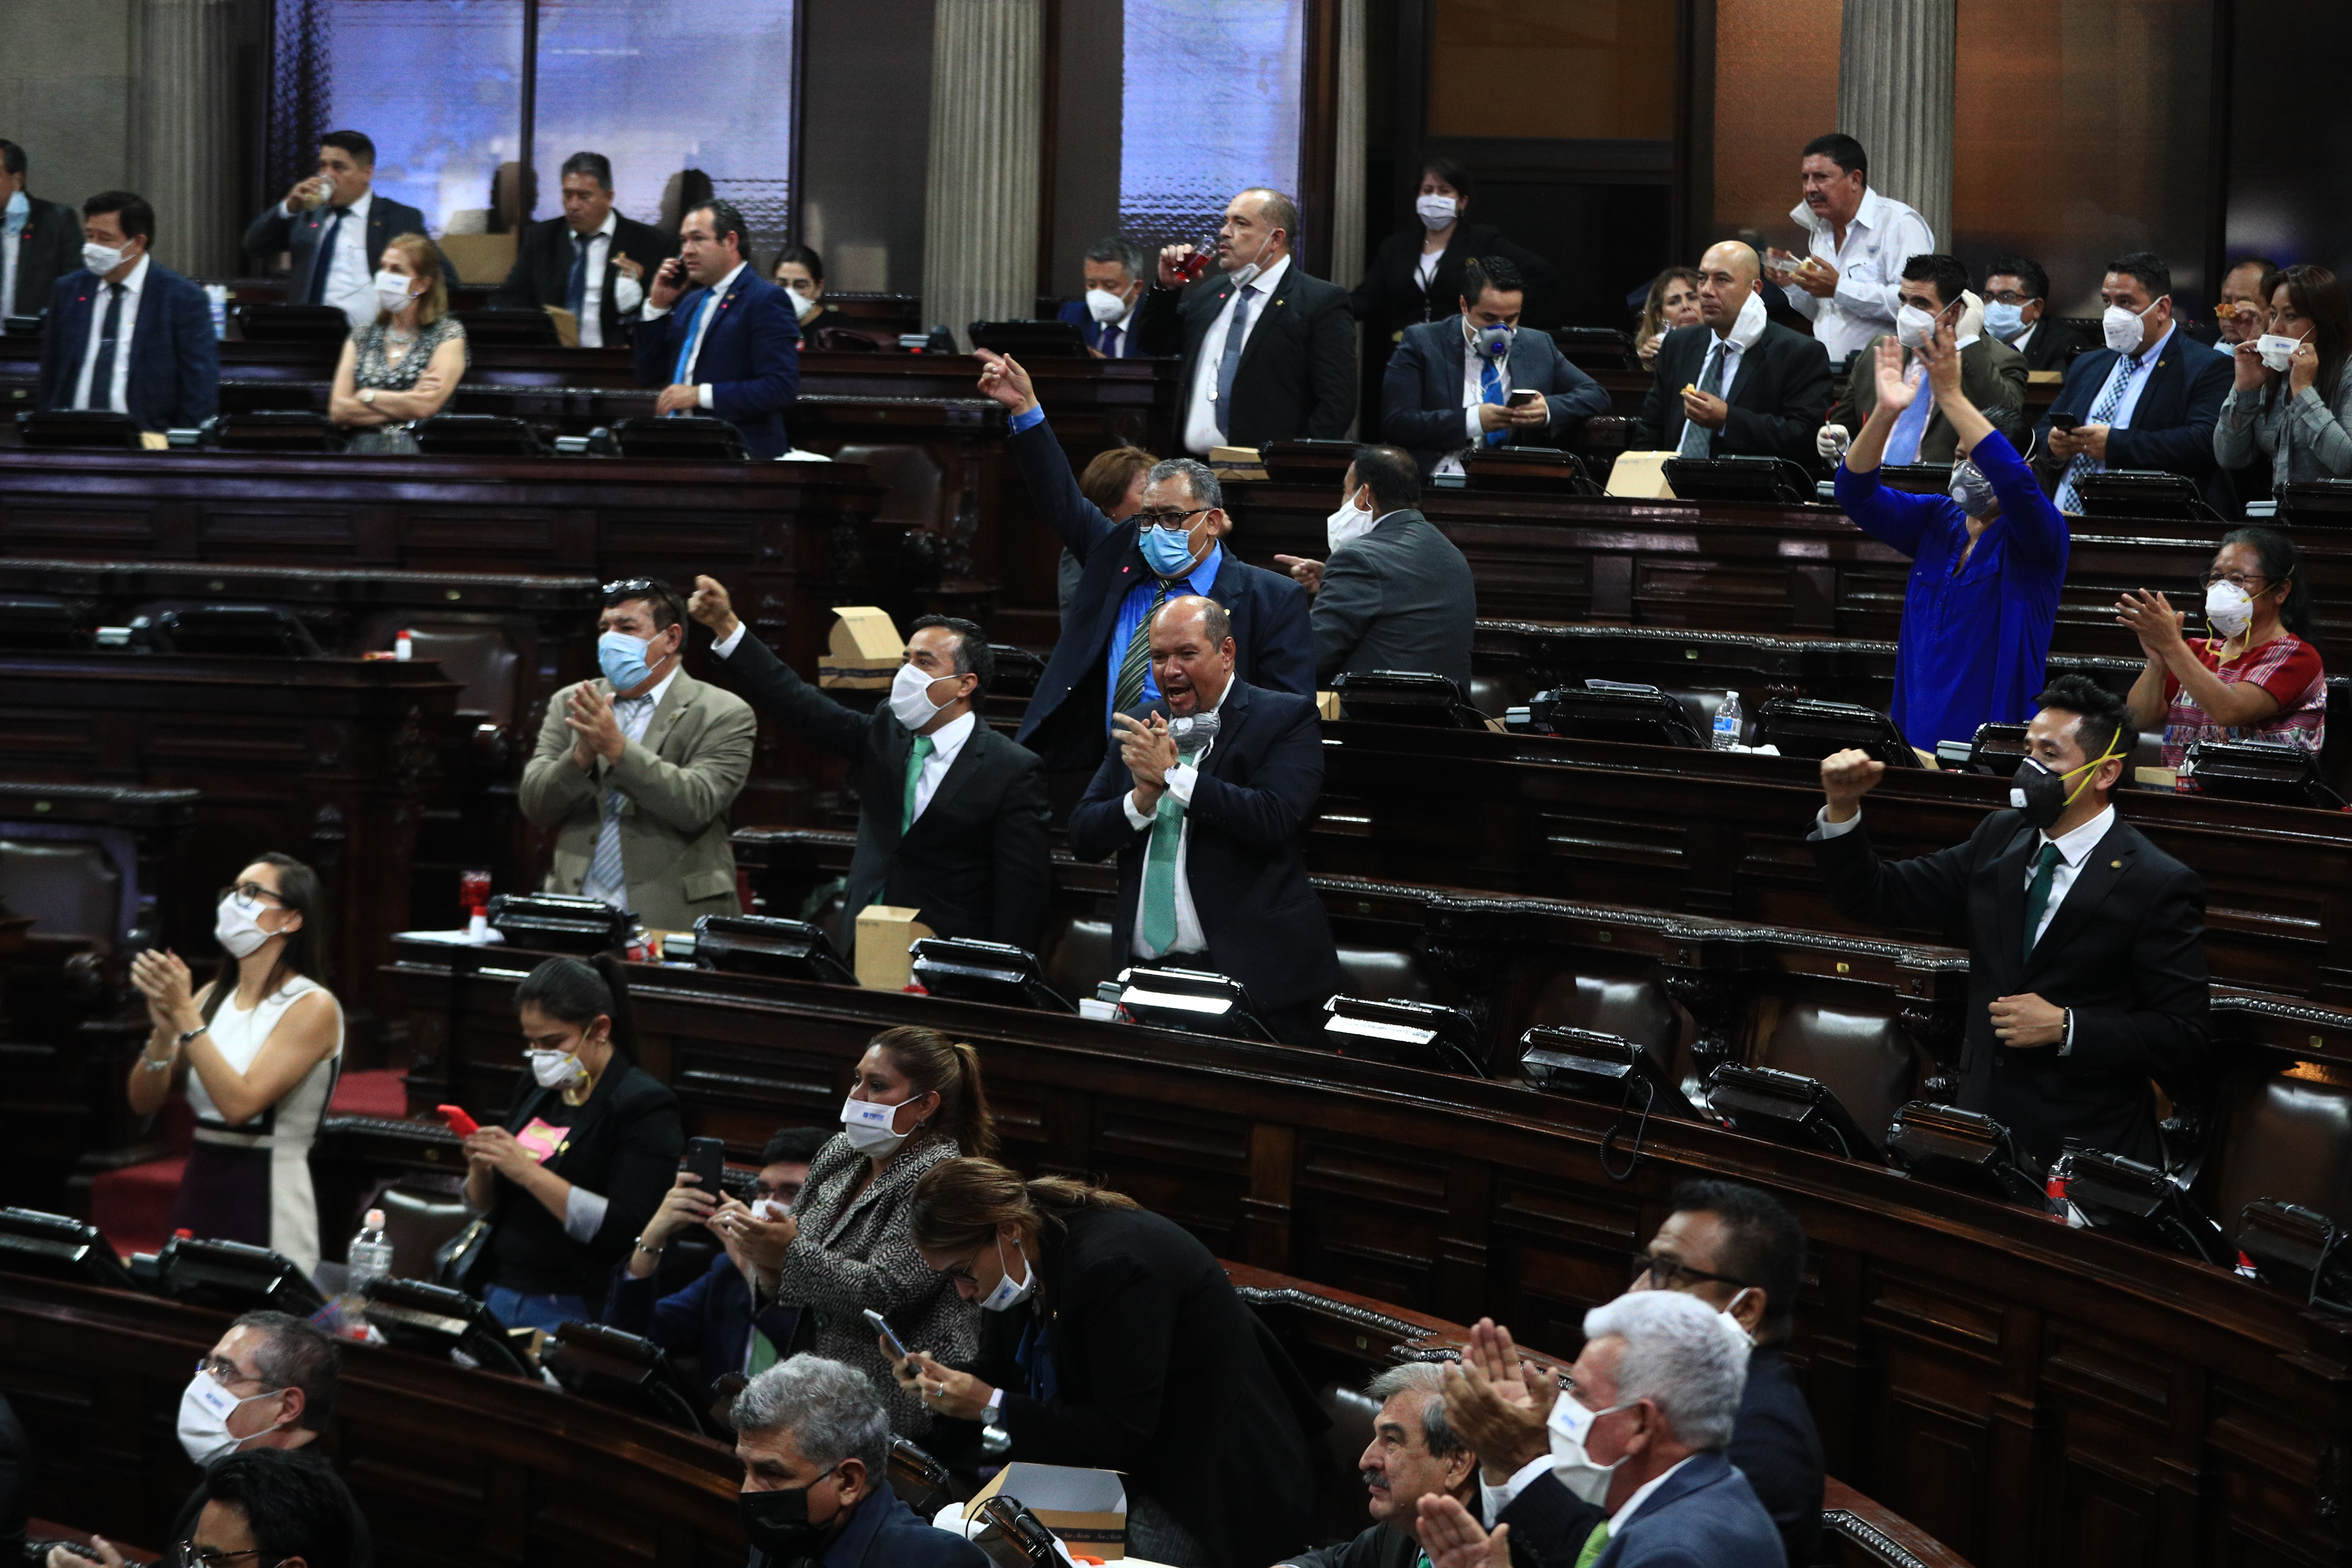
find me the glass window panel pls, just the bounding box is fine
[533,0,799,258]
[1119,0,1306,249]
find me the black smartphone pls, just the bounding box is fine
[2049,412,2082,432]
[684,1136,725,1194]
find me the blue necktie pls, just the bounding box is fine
[2053,354,2146,512]
[1480,354,1507,446]
[306,208,348,305]
[1213,284,1256,438]
[1883,363,1933,465]
[84,284,125,412]
[566,231,591,320]
[671,290,717,394]
[1100,322,1120,358]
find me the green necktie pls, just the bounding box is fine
[1573,1520,1611,1568]
[901,734,935,835]
[744,1325,780,1378]
[1113,582,1171,715]
[1137,793,1185,956]
[2021,840,2063,959]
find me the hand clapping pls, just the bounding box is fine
[1114,712,1181,793]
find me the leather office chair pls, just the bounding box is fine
[367,1181,472,1280]
[2211,1072,2352,1236]
[1334,944,1433,1004]
[401,625,522,729]
[1756,1001,1922,1142]
[1526,971,1684,1072]
[0,839,122,946]
[833,442,946,531]
[1041,916,1120,1003]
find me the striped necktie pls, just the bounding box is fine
[2053,353,2145,511]
[1113,581,1170,714]
[1678,341,1727,457]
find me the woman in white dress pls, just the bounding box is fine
[126,853,344,1278]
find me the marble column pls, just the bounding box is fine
[922,0,1043,352]
[1327,0,1368,439]
[1837,0,1956,245]
[133,0,242,277]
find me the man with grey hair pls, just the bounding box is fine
[731,1354,985,1568]
[1419,1292,1784,1568]
[1057,236,1150,357]
[973,348,1313,774]
[1137,186,1356,456]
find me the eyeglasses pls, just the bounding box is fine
[174,1546,279,1568]
[193,1354,275,1390]
[217,883,285,907]
[1630,1253,1752,1292]
[600,576,659,598]
[1983,289,2038,306]
[2202,571,2270,592]
[1132,506,1210,533]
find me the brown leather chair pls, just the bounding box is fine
[1468,674,1527,717]
[0,839,123,945]
[1756,1001,1921,1143]
[833,442,945,531]
[1041,916,1120,1003]
[366,1180,472,1280]
[1526,971,1684,1071]
[392,624,523,727]
[2211,1073,2352,1236]
[1333,944,1433,1004]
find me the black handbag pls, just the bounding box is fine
[434,1215,493,1293]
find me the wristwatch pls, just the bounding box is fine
[359,388,377,405]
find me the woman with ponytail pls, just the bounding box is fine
[710,1026,996,1436]
[896,1158,1322,1568]
[462,952,682,1332]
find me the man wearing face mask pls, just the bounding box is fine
[1831,323,2069,753]
[1271,444,1476,687]
[36,190,217,435]
[1982,257,2091,374]
[1811,673,2208,1167]
[1053,236,1149,357]
[730,1356,987,1568]
[2037,251,2235,517]
[1418,1292,1781,1568]
[0,141,82,320]
[1374,254,1611,479]
[1138,187,1357,457]
[686,579,1050,956]
[487,150,675,348]
[1634,241,1833,465]
[521,578,756,933]
[1821,253,2027,466]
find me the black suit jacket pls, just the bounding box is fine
[1381,316,1613,477]
[631,266,802,459]
[1134,263,1357,446]
[241,191,455,297]
[488,213,677,344]
[963,1204,1321,1568]
[484,1060,684,1298]
[1006,414,1314,768]
[1350,221,1559,337]
[2015,317,2091,374]
[715,628,1051,952]
[1737,1343,1825,1567]
[1636,321,1834,464]
[7,194,82,317]
[2033,331,2236,516]
[1066,679,1343,1014]
[36,263,220,432]
[1812,807,2209,1165]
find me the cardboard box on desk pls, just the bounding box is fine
[972,1463,1127,1559]
[1605,450,1676,499]
[853,905,933,991]
[818,605,903,689]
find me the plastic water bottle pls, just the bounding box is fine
[344,1209,393,1329]
[1711,691,1743,751]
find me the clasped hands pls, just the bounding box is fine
[1406,1318,1556,1568]
[566,678,627,768]
[1115,711,1182,808]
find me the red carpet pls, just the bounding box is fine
[90,1068,411,1257]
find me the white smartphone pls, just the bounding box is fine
[863,1307,911,1363]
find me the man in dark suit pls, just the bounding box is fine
[1824,252,2030,462]
[1378,254,1611,478]
[488,150,675,348]
[0,141,83,319]
[1984,256,2090,374]
[686,577,1050,956]
[1812,674,2208,1166]
[37,191,217,434]
[1272,444,1476,688]
[242,129,451,325]
[1067,595,1343,1044]
[2036,251,2235,517]
[1053,235,1147,358]
[1135,187,1355,456]
[974,349,1314,771]
[633,199,801,460]
[1635,241,1834,465]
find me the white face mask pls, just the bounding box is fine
[1326,487,1377,554]
[1084,287,1130,324]
[1718,1287,1758,1347]
[753,1196,791,1222]
[1724,288,1768,351]
[1415,193,1458,229]
[979,1232,1037,1313]
[2257,332,2303,374]
[2205,579,2256,640]
[83,241,129,276]
[840,1092,914,1158]
[214,893,272,959]
[527,1047,586,1090]
[888,659,961,732]
[178,1368,288,1467]
[1895,303,1939,351]
[2102,296,2165,355]
[374,269,418,313]
[1545,1390,1629,1505]
[1226,227,1277,290]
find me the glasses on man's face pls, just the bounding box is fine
[1132,506,1209,533]
[193,1354,276,1390]
[217,883,285,908]
[2203,571,2269,592]
[1630,1253,1751,1293]
[1984,290,2035,307]
[174,1543,270,1568]
[749,1180,801,1205]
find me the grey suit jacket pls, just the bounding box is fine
[1315,509,1476,687]
[1830,331,2031,461]
[518,669,757,932]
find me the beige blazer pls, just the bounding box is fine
[519,670,758,932]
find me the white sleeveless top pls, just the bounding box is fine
[185,975,345,1276]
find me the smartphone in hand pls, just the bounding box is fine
[863,1307,912,1363]
[437,1103,481,1138]
[684,1136,725,1194]
[1507,389,1544,408]
[2049,412,2083,432]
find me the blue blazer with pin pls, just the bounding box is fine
[2033,329,2235,516]
[632,266,802,459]
[36,263,219,432]
[1381,315,1613,477]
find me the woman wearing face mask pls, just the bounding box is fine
[2214,263,2352,490]
[2119,527,2326,772]
[328,231,468,454]
[125,855,342,1278]
[1635,266,1704,366]
[897,1159,1322,1568]
[461,953,682,1333]
[772,242,834,331]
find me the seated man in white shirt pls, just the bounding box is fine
[488,150,677,348]
[240,129,450,331]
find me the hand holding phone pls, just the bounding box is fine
[684,1136,726,1194]
[863,1306,911,1364]
[437,1103,480,1138]
[2049,412,2082,432]
[1507,388,1544,407]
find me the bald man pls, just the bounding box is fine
[1635,240,1835,466]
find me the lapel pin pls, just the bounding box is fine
[2110,859,2122,868]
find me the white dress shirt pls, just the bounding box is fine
[1181,254,1292,456]
[1784,185,1936,363]
[283,188,377,332]
[1479,1452,1697,1541]
[640,260,746,409]
[1118,684,1231,958]
[73,254,150,414]
[579,664,680,907]
[566,212,643,349]
[1,189,26,316]
[905,708,976,824]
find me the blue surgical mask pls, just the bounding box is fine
[1139,521,1202,579]
[597,629,656,692]
[3,190,26,228]
[1983,300,2026,343]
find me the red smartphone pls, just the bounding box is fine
[437,1103,481,1138]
